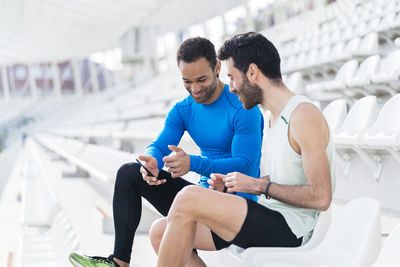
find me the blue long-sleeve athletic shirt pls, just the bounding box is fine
[145,84,264,201]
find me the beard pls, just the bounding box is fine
[187,75,218,104]
[237,75,263,109]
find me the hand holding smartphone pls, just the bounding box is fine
[136,158,156,178]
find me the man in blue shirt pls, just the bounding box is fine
[69,37,263,267]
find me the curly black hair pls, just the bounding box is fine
[218,32,282,83]
[177,37,217,69]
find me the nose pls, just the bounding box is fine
[229,81,236,93]
[191,83,202,93]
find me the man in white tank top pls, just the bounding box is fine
[153,32,334,267]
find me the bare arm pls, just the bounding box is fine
[266,104,332,211]
[213,104,332,211]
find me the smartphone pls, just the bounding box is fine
[136,159,156,177]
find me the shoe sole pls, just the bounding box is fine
[69,256,84,267]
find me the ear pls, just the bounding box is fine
[246,63,258,82]
[214,61,221,77]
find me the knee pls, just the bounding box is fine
[114,162,141,189]
[149,218,167,254]
[169,185,202,219]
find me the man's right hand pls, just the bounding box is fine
[137,155,166,186]
[208,173,226,192]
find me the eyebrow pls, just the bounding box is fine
[183,75,208,81]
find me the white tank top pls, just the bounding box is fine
[258,95,335,244]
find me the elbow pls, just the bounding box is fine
[317,194,332,211]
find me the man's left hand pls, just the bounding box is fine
[163,145,190,178]
[223,172,265,194]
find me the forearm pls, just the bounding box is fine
[190,155,253,177]
[267,183,332,211]
[245,176,270,195]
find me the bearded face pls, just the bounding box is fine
[235,74,264,109]
[226,58,263,109]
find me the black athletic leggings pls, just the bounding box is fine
[112,162,192,262]
[112,162,302,263]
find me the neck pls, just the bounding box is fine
[261,81,295,118]
[203,79,225,105]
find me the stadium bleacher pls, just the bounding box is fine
[1,0,400,266]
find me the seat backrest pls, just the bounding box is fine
[334,59,358,82]
[381,11,396,27]
[354,20,368,35]
[378,50,400,74]
[317,198,381,265]
[372,224,400,267]
[301,207,332,250]
[345,37,361,54]
[307,49,319,65]
[331,41,345,57]
[318,45,331,61]
[366,94,400,132]
[368,17,382,31]
[359,32,379,54]
[354,55,380,80]
[338,95,378,132]
[322,99,347,132]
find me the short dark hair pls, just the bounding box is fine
[177,37,217,69]
[218,32,282,82]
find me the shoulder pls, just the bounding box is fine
[290,102,329,146]
[291,102,324,126]
[174,95,194,109]
[166,96,193,121]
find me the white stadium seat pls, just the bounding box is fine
[333,95,378,146]
[371,224,400,267]
[305,59,358,94]
[353,32,379,57]
[322,99,347,132]
[325,59,359,92]
[371,50,400,87]
[346,54,380,88]
[333,37,361,62]
[363,94,400,154]
[239,207,332,265]
[242,198,381,267]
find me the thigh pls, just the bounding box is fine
[174,186,248,244]
[139,169,193,216]
[174,186,301,250]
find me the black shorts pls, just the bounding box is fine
[211,198,302,250]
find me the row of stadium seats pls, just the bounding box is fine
[276,0,400,56]
[16,140,79,267]
[37,91,400,183]
[239,198,381,267]
[282,32,379,74]
[305,51,400,96]
[323,94,400,180]
[240,198,400,267]
[281,7,399,59]
[29,130,400,266]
